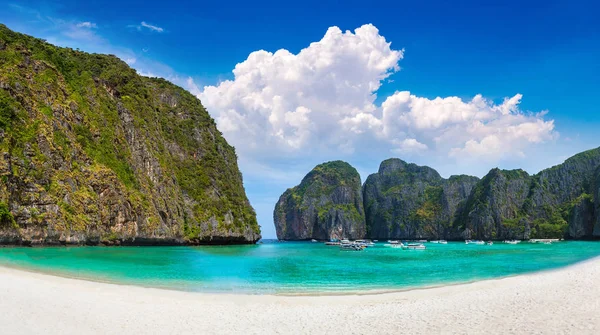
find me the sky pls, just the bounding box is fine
[2,0,600,238]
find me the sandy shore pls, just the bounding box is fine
[1,259,600,335]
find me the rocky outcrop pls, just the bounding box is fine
[274,161,366,240]
[0,25,260,245]
[459,169,532,240]
[451,149,600,240]
[276,148,600,241]
[568,195,594,239]
[363,159,479,240]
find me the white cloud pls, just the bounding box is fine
[76,21,97,29]
[392,138,428,154]
[197,24,556,165]
[124,57,136,65]
[140,21,164,33]
[381,92,557,159]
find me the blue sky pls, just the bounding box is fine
[2,0,600,238]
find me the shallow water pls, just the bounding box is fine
[1,240,599,294]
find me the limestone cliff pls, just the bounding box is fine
[0,25,260,245]
[276,148,600,241]
[274,161,366,240]
[363,159,479,240]
[457,148,600,240]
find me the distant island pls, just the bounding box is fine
[0,25,260,245]
[275,148,600,241]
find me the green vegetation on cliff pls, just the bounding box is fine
[274,161,366,240]
[281,147,600,241]
[0,24,259,245]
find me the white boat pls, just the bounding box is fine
[439,240,448,244]
[401,243,426,250]
[465,240,471,244]
[471,240,485,245]
[324,241,340,246]
[430,240,440,244]
[340,243,365,251]
[530,239,558,243]
[417,240,428,243]
[388,240,400,244]
[504,240,519,244]
[311,239,318,243]
[486,241,493,245]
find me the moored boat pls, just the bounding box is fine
[401,243,426,250]
[439,240,448,244]
[340,243,365,251]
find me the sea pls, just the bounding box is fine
[1,240,599,294]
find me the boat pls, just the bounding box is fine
[529,239,559,243]
[471,240,485,245]
[340,239,351,244]
[486,241,493,245]
[430,240,440,244]
[401,243,426,250]
[388,240,400,244]
[340,243,365,251]
[439,240,448,244]
[465,240,471,244]
[417,240,428,243]
[324,241,340,246]
[504,240,519,244]
[311,239,318,243]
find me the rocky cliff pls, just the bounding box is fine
[0,25,260,245]
[276,148,600,241]
[274,161,366,240]
[457,148,600,240]
[363,159,479,240]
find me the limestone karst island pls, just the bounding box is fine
[1,1,600,333]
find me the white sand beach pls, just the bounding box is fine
[1,258,599,335]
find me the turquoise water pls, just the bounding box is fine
[1,241,599,294]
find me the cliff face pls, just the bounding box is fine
[363,159,479,239]
[458,169,532,240]
[275,148,600,241]
[447,148,600,240]
[0,25,260,245]
[274,161,366,240]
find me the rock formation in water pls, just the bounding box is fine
[363,159,479,240]
[0,25,260,245]
[273,161,366,240]
[276,148,600,240]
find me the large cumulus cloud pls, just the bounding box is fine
[196,24,556,164]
